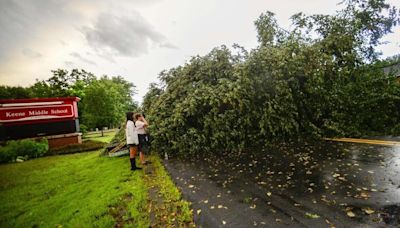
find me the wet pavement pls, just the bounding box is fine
[163,141,400,227]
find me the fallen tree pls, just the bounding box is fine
[144,0,400,157]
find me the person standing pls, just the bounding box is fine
[135,113,148,165]
[126,112,142,171]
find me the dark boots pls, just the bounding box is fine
[130,157,142,171]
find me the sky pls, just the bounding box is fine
[1,0,399,103]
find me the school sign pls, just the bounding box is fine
[0,97,81,148]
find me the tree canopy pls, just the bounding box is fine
[144,0,400,156]
[82,76,137,132]
[0,69,137,131]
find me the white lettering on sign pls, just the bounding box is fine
[0,104,74,123]
[29,110,49,116]
[6,112,25,117]
[51,109,68,114]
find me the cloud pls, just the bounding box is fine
[22,48,42,58]
[65,61,74,67]
[82,11,176,58]
[97,52,116,63]
[70,52,97,65]
[0,0,75,62]
[160,42,179,49]
[60,40,68,46]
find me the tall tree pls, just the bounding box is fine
[82,77,136,135]
[0,86,33,99]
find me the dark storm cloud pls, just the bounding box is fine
[22,48,42,58]
[70,52,97,65]
[82,11,176,58]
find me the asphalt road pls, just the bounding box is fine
[163,140,400,227]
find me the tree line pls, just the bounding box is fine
[142,0,400,156]
[0,69,137,133]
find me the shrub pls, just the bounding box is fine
[80,124,88,134]
[46,140,106,156]
[0,147,17,163]
[0,139,49,163]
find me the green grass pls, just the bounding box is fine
[145,156,194,226]
[0,151,149,227]
[82,130,117,143]
[0,131,193,227]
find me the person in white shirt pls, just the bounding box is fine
[134,113,149,165]
[126,112,142,170]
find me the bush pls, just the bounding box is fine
[80,124,88,134]
[0,139,49,163]
[0,147,17,163]
[46,140,106,156]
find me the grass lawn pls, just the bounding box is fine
[0,132,193,227]
[82,130,117,143]
[0,151,148,227]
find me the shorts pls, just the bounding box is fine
[137,134,148,152]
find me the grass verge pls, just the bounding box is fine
[144,156,194,227]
